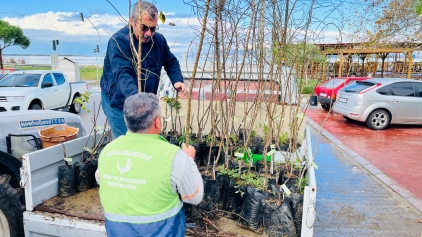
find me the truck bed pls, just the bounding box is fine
[22,134,108,236]
[34,188,103,221]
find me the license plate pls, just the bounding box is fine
[320,93,327,97]
[338,97,347,103]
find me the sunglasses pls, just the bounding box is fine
[141,24,159,33]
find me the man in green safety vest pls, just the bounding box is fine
[96,93,203,236]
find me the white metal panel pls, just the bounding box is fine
[301,126,317,237]
[58,58,77,83]
[24,211,106,237]
[22,133,103,211]
[301,185,317,237]
[305,126,316,187]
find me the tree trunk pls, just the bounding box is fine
[0,48,3,69]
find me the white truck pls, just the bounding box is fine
[0,110,86,237]
[0,70,87,113]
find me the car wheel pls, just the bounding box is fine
[321,104,330,111]
[28,103,42,110]
[366,109,390,130]
[69,95,81,114]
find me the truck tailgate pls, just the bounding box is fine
[24,211,105,237]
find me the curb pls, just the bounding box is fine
[306,116,422,213]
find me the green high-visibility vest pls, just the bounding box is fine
[99,132,182,223]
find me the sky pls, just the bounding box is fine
[0,0,199,59]
[0,0,383,61]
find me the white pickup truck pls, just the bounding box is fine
[0,70,87,113]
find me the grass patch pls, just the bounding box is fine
[16,65,51,70]
[80,66,103,81]
[297,78,320,94]
[12,65,102,82]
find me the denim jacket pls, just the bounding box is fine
[100,26,183,109]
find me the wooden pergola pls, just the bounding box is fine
[316,43,422,80]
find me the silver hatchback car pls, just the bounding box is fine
[333,78,422,130]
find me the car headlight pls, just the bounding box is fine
[6,96,25,102]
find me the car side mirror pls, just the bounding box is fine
[42,82,53,88]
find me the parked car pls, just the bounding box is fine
[314,76,369,110]
[333,78,422,130]
[0,68,22,79]
[0,70,87,113]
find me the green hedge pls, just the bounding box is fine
[298,79,319,94]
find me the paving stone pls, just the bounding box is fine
[312,131,422,237]
[314,231,336,237]
[333,233,352,237]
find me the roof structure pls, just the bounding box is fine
[315,42,422,78]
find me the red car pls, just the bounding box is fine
[314,76,369,110]
[0,68,22,79]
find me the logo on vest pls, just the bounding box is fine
[117,158,132,174]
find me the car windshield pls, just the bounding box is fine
[344,81,375,93]
[0,74,41,87]
[320,78,347,89]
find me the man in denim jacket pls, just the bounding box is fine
[100,1,185,138]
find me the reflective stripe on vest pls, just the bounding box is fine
[104,200,183,224]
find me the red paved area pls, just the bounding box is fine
[306,107,422,200]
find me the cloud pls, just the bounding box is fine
[2,11,124,37]
[1,10,351,59]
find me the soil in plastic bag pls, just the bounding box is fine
[268,178,278,194]
[192,143,205,166]
[290,193,304,237]
[218,175,246,219]
[58,165,75,197]
[254,160,264,173]
[238,186,268,232]
[228,159,239,170]
[204,146,225,166]
[74,159,97,192]
[199,176,222,214]
[262,198,297,237]
[280,172,299,193]
[169,136,178,145]
[184,203,204,227]
[256,145,265,155]
[249,145,258,154]
[277,142,289,151]
[250,136,263,148]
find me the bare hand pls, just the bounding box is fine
[182,143,196,159]
[174,82,186,96]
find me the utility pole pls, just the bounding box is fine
[94,45,99,81]
[52,39,59,69]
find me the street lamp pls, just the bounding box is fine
[80,13,101,81]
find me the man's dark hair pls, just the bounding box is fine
[123,93,161,133]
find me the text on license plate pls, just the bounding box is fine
[320,93,327,97]
[338,97,347,103]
